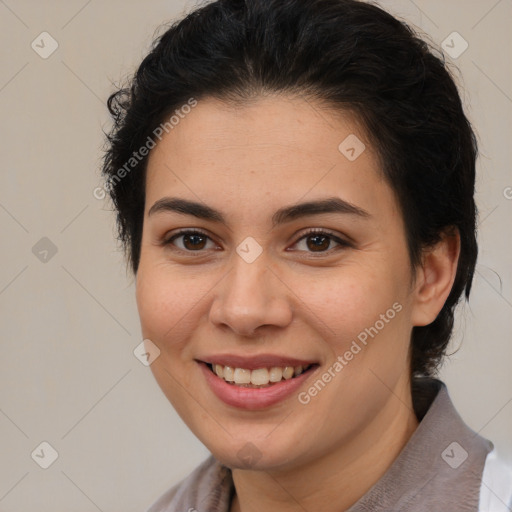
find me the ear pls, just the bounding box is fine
[410,227,461,327]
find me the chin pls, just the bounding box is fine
[204,435,302,472]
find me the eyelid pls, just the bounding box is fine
[288,227,352,251]
[162,228,220,252]
[161,227,351,256]
[163,228,210,242]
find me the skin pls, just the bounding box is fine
[135,95,460,512]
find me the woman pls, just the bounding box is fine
[102,0,512,510]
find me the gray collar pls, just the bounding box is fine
[149,378,493,511]
[346,378,493,511]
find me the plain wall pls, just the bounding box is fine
[0,0,510,510]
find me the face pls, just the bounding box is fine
[136,95,419,472]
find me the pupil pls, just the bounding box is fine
[307,235,329,251]
[184,234,205,250]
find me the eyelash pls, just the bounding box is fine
[162,228,351,256]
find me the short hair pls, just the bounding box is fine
[102,0,478,380]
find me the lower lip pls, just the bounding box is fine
[198,362,317,410]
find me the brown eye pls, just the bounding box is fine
[291,229,350,254]
[165,230,217,252]
[306,234,331,251]
[182,233,207,250]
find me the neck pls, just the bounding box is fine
[230,380,419,512]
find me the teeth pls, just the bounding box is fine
[234,368,251,384]
[251,368,269,386]
[269,367,283,382]
[209,363,310,386]
[282,366,294,379]
[223,366,234,382]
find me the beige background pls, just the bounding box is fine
[0,0,510,510]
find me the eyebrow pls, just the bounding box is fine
[147,196,370,227]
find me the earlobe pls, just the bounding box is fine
[411,228,461,327]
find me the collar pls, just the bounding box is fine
[346,378,493,511]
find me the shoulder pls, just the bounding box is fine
[145,455,233,512]
[479,448,512,512]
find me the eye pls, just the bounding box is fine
[162,228,350,255]
[164,229,219,252]
[290,228,350,254]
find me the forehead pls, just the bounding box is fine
[144,95,397,223]
[149,95,371,163]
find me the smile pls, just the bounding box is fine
[197,357,320,410]
[206,363,314,388]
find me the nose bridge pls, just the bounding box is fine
[209,250,292,335]
[231,250,268,291]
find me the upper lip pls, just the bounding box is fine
[198,354,318,370]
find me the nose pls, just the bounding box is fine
[208,254,293,337]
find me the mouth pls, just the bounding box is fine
[204,362,318,388]
[196,354,320,409]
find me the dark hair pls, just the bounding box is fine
[102,0,478,380]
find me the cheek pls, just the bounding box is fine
[291,265,397,334]
[290,260,411,380]
[135,263,199,351]
[135,265,204,401]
